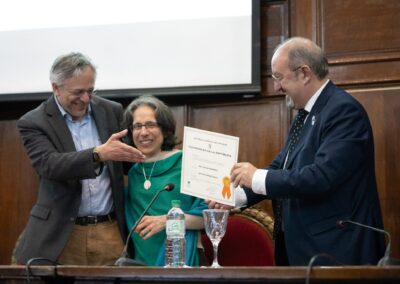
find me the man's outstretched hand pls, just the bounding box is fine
[95,129,146,162]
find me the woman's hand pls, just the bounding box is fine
[134,215,167,240]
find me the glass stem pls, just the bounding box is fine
[212,242,219,267]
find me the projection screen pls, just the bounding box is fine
[0,0,260,101]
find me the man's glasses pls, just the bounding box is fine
[61,87,97,97]
[130,121,159,132]
[272,65,303,82]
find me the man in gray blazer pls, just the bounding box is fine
[15,52,145,265]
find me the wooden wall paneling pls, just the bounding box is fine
[170,105,187,149]
[319,0,400,87]
[290,0,400,86]
[288,0,400,56]
[320,0,400,61]
[350,87,400,259]
[329,61,400,87]
[289,0,314,40]
[261,0,289,96]
[0,121,38,264]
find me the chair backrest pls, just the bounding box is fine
[201,207,275,266]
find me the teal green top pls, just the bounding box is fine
[125,151,207,266]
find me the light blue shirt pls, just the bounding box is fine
[55,96,113,216]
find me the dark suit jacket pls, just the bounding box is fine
[245,81,386,265]
[15,95,127,264]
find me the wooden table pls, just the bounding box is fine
[1,265,400,283]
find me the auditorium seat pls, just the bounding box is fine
[201,207,275,266]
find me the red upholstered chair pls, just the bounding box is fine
[201,207,275,266]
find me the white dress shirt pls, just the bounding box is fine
[235,79,330,207]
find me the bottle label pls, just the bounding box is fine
[166,220,185,236]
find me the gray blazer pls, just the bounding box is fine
[15,95,127,263]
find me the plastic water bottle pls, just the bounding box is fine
[165,200,185,267]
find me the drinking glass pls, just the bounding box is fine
[202,209,229,268]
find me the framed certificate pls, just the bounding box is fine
[181,126,239,206]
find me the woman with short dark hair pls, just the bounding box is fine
[123,95,208,266]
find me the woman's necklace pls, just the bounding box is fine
[141,162,157,190]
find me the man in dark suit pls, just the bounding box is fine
[213,37,386,266]
[15,52,145,265]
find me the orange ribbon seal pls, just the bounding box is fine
[221,176,231,199]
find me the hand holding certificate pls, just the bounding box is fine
[181,127,239,206]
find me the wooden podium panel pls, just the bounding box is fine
[0,265,54,283]
[1,265,400,284]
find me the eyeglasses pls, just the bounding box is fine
[272,66,303,82]
[61,87,97,97]
[130,121,159,131]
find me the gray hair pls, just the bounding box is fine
[123,95,179,151]
[275,37,329,80]
[49,52,97,85]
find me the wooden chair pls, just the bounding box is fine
[201,207,275,266]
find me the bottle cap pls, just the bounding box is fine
[171,200,181,207]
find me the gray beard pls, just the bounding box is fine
[285,95,295,109]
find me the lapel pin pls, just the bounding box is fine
[311,115,316,125]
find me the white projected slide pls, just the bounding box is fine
[0,0,257,97]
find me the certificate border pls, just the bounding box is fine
[181,126,239,206]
